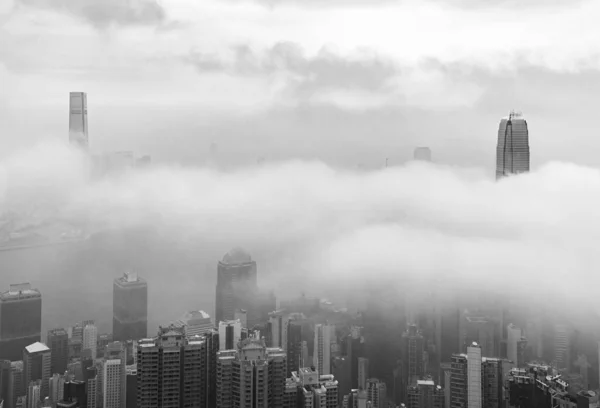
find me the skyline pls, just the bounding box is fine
[2,0,600,168]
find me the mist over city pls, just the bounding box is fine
[2,0,600,408]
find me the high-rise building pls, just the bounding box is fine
[102,342,126,408]
[346,329,366,390]
[414,147,432,162]
[86,367,97,408]
[401,324,425,390]
[459,312,497,357]
[82,325,98,362]
[0,360,11,408]
[366,378,387,408]
[313,324,335,376]
[171,311,213,339]
[46,330,68,377]
[554,324,570,370]
[136,326,207,408]
[466,343,482,408]
[26,380,41,408]
[285,367,338,408]
[48,373,66,407]
[9,361,24,408]
[287,321,303,377]
[481,358,504,408]
[68,92,88,150]
[218,321,241,351]
[357,358,369,390]
[495,110,529,180]
[113,272,148,342]
[449,354,467,408]
[268,311,288,349]
[125,366,136,408]
[205,330,219,408]
[406,379,445,408]
[233,310,247,330]
[23,343,51,400]
[215,248,258,325]
[62,381,85,408]
[0,284,42,361]
[506,324,521,366]
[215,338,287,408]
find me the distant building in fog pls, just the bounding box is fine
[215,248,258,325]
[69,92,88,150]
[47,329,69,376]
[0,283,42,361]
[496,110,530,180]
[171,310,213,339]
[113,272,148,342]
[414,147,432,162]
[313,324,336,376]
[23,342,51,400]
[218,320,242,350]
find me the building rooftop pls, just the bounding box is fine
[115,271,146,286]
[417,380,435,386]
[221,247,252,265]
[25,342,50,353]
[1,283,41,300]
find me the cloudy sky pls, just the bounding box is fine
[2,0,600,169]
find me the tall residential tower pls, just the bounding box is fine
[495,110,530,180]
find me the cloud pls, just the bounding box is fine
[14,0,166,27]
[4,141,600,309]
[237,0,586,9]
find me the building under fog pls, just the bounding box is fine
[495,110,530,180]
[414,147,432,162]
[23,342,51,401]
[69,92,88,150]
[0,284,42,361]
[171,310,213,339]
[113,272,148,342]
[215,248,258,325]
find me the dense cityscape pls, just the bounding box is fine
[0,91,596,408]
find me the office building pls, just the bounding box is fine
[346,329,366,390]
[406,379,444,408]
[27,380,41,408]
[62,381,85,408]
[103,342,126,408]
[218,320,242,351]
[357,358,369,390]
[136,326,207,408]
[466,343,481,408]
[554,324,570,370]
[0,360,10,408]
[449,354,467,408]
[68,92,89,150]
[233,310,247,329]
[10,361,24,408]
[215,248,258,325]
[506,324,521,366]
[287,321,303,377]
[459,312,497,357]
[82,325,97,362]
[313,324,335,376]
[0,284,42,361]
[268,311,288,349]
[332,357,352,400]
[86,367,97,408]
[113,272,148,342]
[205,330,219,408]
[414,147,432,162]
[401,324,425,390]
[290,367,338,408]
[171,311,213,339]
[23,343,51,400]
[366,378,386,408]
[46,330,68,377]
[48,374,66,407]
[215,338,287,408]
[495,110,529,180]
[125,366,136,408]
[481,358,504,408]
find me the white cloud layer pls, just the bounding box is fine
[3,142,599,309]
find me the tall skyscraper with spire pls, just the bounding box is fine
[69,92,88,150]
[495,110,530,180]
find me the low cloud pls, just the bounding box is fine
[14,0,166,28]
[3,142,600,311]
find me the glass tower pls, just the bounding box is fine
[113,272,148,342]
[0,283,42,361]
[496,111,530,180]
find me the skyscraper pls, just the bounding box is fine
[113,272,148,342]
[268,311,288,349]
[313,324,335,376]
[215,248,258,325]
[23,343,51,400]
[401,324,425,390]
[218,321,242,351]
[46,330,68,376]
[495,110,530,180]
[466,343,482,408]
[215,338,286,408]
[68,92,88,150]
[171,311,213,339]
[0,284,42,361]
[103,342,126,408]
[286,321,303,377]
[406,379,445,408]
[82,325,98,361]
[506,324,521,366]
[136,326,207,408]
[366,378,387,408]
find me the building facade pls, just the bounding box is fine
[495,110,530,180]
[23,343,51,400]
[68,92,88,150]
[113,272,148,342]
[0,284,42,361]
